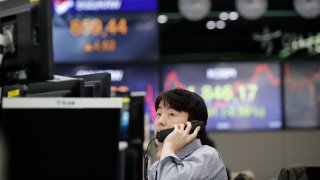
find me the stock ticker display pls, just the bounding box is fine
[284,62,320,128]
[161,62,282,131]
[52,0,158,63]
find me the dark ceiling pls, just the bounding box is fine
[158,0,320,61]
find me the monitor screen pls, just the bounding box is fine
[1,97,121,180]
[120,96,130,140]
[284,62,320,128]
[161,62,282,131]
[52,0,159,63]
[0,0,54,85]
[75,72,111,97]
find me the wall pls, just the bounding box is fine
[210,130,320,180]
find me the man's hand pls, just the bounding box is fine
[160,121,201,159]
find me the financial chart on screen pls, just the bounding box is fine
[161,62,282,131]
[284,62,320,128]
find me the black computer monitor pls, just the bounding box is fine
[128,93,145,142]
[111,91,131,141]
[125,93,145,180]
[120,96,130,141]
[75,73,111,97]
[0,0,54,86]
[112,91,145,180]
[1,97,122,180]
[2,79,85,97]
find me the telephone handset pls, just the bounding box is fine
[155,121,205,143]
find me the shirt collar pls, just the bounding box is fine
[176,139,202,159]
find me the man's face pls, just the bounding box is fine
[154,100,188,136]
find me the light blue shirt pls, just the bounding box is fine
[148,139,228,180]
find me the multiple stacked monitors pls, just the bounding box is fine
[52,0,158,63]
[0,0,54,86]
[55,63,159,133]
[56,63,159,111]
[161,62,282,131]
[48,0,319,132]
[284,62,320,128]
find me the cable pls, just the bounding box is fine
[143,137,156,180]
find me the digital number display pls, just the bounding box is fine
[69,17,128,52]
[162,62,282,131]
[69,18,128,37]
[52,0,158,63]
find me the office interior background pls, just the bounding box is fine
[1,0,320,179]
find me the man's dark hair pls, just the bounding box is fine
[155,88,208,126]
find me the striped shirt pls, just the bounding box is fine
[148,139,228,180]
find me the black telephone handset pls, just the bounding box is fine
[156,121,205,143]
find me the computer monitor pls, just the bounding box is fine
[1,97,122,180]
[0,0,54,86]
[128,92,145,142]
[120,96,130,141]
[2,79,85,97]
[111,90,131,141]
[75,73,111,97]
[111,91,144,180]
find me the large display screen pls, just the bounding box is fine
[284,62,320,128]
[161,62,282,131]
[52,0,158,63]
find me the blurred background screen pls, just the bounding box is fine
[161,61,282,131]
[52,0,159,63]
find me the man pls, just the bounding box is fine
[148,88,228,180]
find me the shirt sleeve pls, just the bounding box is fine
[149,146,228,180]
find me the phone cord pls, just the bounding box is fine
[143,137,156,180]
